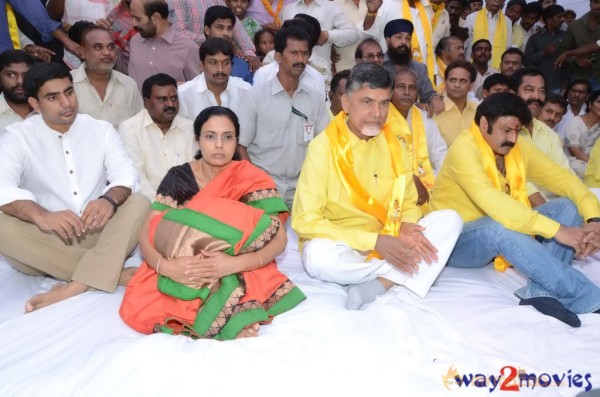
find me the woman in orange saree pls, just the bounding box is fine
[120,106,305,340]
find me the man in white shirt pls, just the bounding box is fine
[119,73,195,200]
[238,27,329,207]
[0,62,150,312]
[0,50,34,134]
[71,25,143,128]
[178,38,251,120]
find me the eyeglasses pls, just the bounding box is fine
[363,53,385,61]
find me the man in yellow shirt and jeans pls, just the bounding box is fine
[292,63,463,310]
[430,92,600,327]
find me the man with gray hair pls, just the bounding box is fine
[292,62,462,310]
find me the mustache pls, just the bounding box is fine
[501,141,515,148]
[163,107,176,113]
[526,98,544,107]
[293,62,306,68]
[212,73,228,78]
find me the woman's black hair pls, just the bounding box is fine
[193,106,241,160]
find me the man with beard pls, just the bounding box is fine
[447,0,467,29]
[382,19,444,115]
[433,59,478,146]
[512,2,542,50]
[71,25,143,128]
[433,35,465,92]
[177,38,251,119]
[431,92,600,328]
[292,62,462,310]
[555,79,592,141]
[0,50,34,134]
[128,0,200,90]
[499,47,523,77]
[238,27,328,207]
[464,0,512,68]
[118,73,195,200]
[511,67,571,206]
[471,39,497,100]
[0,62,149,312]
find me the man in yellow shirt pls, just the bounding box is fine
[430,92,600,327]
[292,63,463,310]
[509,67,572,206]
[433,59,479,146]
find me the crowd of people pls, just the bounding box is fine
[0,0,600,338]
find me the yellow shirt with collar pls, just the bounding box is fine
[430,128,600,238]
[433,96,478,146]
[519,119,572,199]
[292,119,421,251]
[585,138,600,188]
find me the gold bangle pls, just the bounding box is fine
[156,257,163,275]
[255,252,263,266]
[366,11,378,16]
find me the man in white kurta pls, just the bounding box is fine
[0,62,149,312]
[119,73,195,200]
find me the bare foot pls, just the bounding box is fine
[118,267,138,286]
[235,323,260,339]
[25,281,89,312]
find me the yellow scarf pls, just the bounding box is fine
[389,105,435,213]
[6,4,20,49]
[435,56,447,93]
[326,112,407,257]
[431,2,445,30]
[473,9,507,69]
[469,123,530,271]
[401,0,434,84]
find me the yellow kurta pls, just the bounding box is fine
[430,128,600,238]
[519,119,572,199]
[585,138,600,188]
[292,120,421,252]
[433,96,478,146]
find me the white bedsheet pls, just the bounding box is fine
[0,227,598,397]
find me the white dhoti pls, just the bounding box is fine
[302,209,463,298]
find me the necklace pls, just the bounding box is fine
[260,0,284,26]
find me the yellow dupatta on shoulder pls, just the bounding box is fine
[325,112,407,258]
[431,2,445,29]
[5,4,20,49]
[473,9,507,69]
[388,105,435,214]
[435,56,447,93]
[469,123,530,271]
[401,0,435,84]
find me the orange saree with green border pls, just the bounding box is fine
[120,161,306,340]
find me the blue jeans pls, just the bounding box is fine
[447,198,600,314]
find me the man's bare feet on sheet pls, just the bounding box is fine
[236,323,260,339]
[25,281,89,312]
[118,267,138,286]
